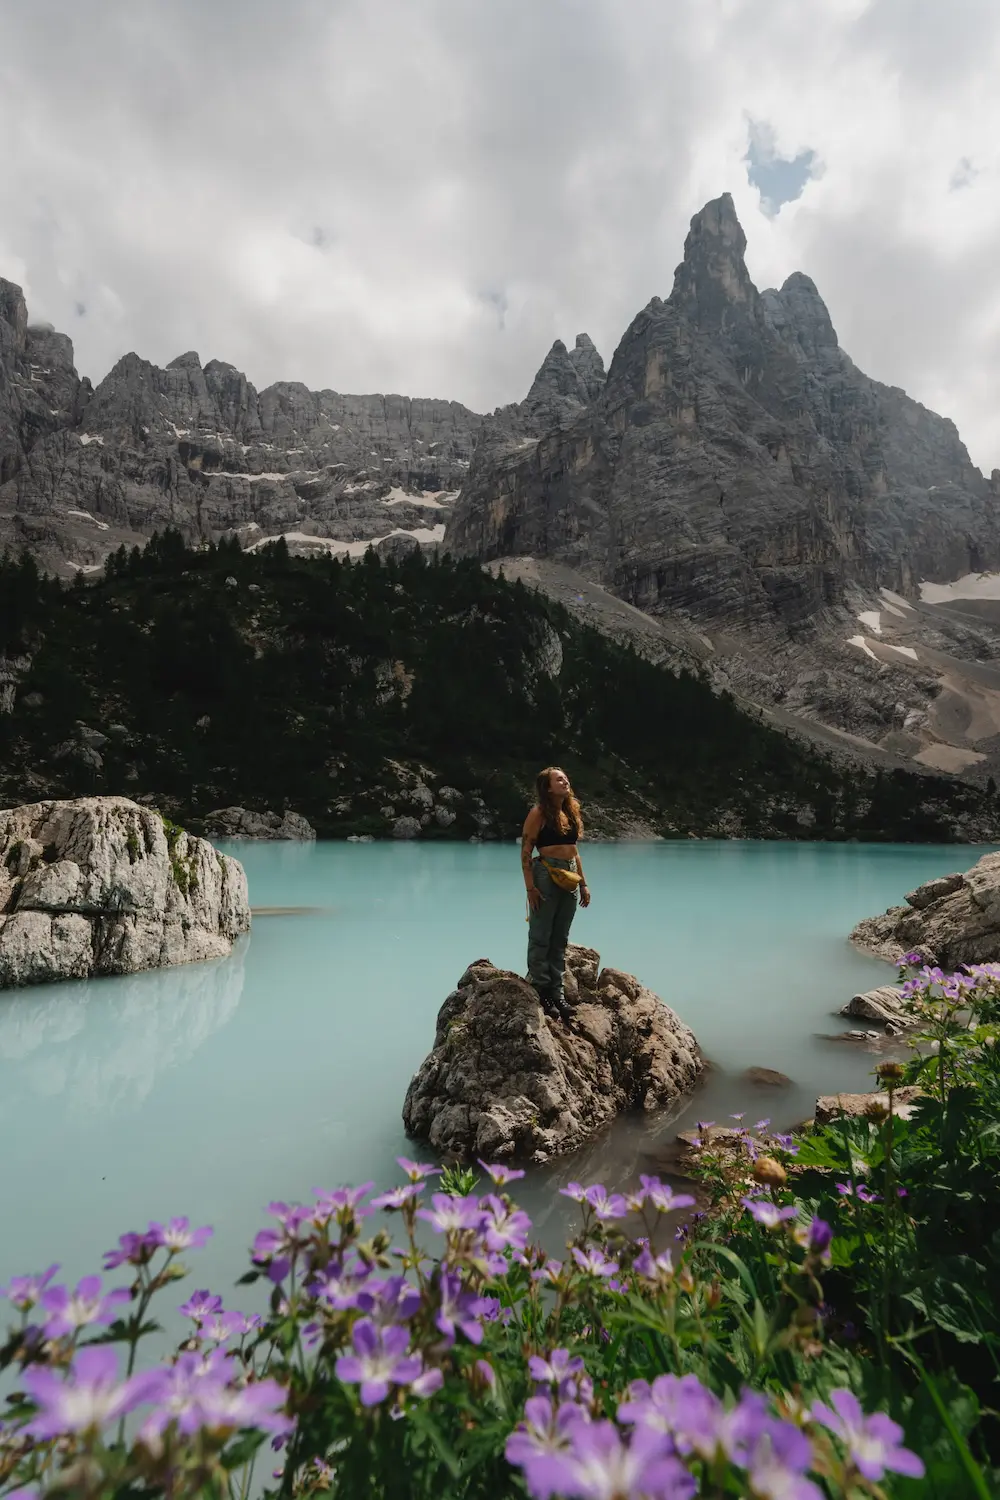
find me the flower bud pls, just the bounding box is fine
[876,1062,905,1084]
[863,1099,890,1122]
[752,1156,787,1189]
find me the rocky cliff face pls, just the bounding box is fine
[448,195,996,622]
[446,196,1000,771]
[0,280,482,574]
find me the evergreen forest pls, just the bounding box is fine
[0,534,995,843]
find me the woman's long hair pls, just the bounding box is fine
[536,766,583,838]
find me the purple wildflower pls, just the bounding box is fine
[535,1418,696,1500]
[146,1217,212,1252]
[505,1395,589,1498]
[900,952,924,968]
[742,1198,798,1230]
[370,1184,422,1210]
[529,1349,585,1397]
[481,1194,532,1252]
[793,1218,834,1258]
[313,1183,374,1224]
[1,1265,59,1313]
[531,1260,564,1286]
[335,1318,424,1406]
[200,1309,261,1344]
[359,1274,421,1325]
[179,1289,224,1324]
[812,1389,925,1481]
[194,1377,291,1435]
[397,1157,443,1183]
[583,1184,628,1222]
[633,1244,674,1281]
[40,1276,130,1339]
[638,1176,696,1214]
[619,1373,721,1458]
[141,1349,289,1441]
[103,1231,157,1270]
[747,1421,824,1500]
[434,1270,490,1347]
[477,1159,526,1185]
[310,1258,372,1312]
[836,1182,879,1204]
[559,1181,588,1204]
[21,1346,161,1438]
[416,1193,486,1234]
[571,1247,619,1279]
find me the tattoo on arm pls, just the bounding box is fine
[521,835,534,875]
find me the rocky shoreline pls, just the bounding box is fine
[851,849,1000,967]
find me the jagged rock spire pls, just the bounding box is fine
[670,193,756,328]
[526,334,605,410]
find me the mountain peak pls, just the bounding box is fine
[670,194,754,327]
[167,351,202,371]
[761,271,839,355]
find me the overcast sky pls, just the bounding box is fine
[1,0,998,472]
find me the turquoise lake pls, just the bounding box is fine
[0,839,990,1300]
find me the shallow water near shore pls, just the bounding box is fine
[0,839,992,1301]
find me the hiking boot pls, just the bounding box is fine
[550,994,575,1025]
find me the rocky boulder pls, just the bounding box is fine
[851,852,1000,968]
[402,944,702,1162]
[0,797,250,988]
[840,984,914,1029]
[203,807,316,840]
[815,1087,923,1125]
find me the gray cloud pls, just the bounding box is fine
[1,0,998,472]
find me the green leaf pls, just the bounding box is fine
[700,1243,760,1302]
[221,1428,268,1470]
[908,1359,994,1500]
[407,1406,463,1479]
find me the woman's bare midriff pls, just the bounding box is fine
[537,843,578,861]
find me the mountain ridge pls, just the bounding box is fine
[5,196,1000,780]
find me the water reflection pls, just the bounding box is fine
[0,937,248,1122]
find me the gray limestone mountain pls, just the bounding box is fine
[6,195,1000,778]
[0,279,482,574]
[446,195,1000,777]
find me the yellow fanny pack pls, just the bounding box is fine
[540,859,583,892]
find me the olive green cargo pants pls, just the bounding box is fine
[526,857,578,1000]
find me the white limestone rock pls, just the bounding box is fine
[0,796,250,988]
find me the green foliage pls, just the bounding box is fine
[0,535,993,841]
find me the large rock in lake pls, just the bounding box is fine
[0,797,250,987]
[402,944,702,1162]
[850,852,1000,968]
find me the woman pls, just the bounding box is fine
[521,766,591,1022]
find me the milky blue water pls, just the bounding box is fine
[0,840,990,1304]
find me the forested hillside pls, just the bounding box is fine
[0,534,995,842]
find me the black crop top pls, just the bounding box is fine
[535,814,579,849]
